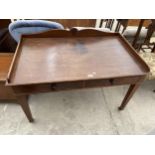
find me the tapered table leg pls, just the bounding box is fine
[118,84,140,110]
[16,95,34,122]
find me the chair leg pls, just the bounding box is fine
[115,22,120,32]
[109,19,114,30]
[99,19,104,28]
[122,27,126,33]
[138,44,142,52]
[151,44,155,53]
[105,19,109,28]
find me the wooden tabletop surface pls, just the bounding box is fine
[7,29,149,86]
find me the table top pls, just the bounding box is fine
[0,53,13,82]
[6,29,149,86]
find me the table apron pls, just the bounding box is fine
[11,76,144,95]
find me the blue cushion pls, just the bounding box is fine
[9,20,64,42]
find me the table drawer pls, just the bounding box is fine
[112,76,140,85]
[11,76,141,95]
[12,79,110,94]
[52,79,111,90]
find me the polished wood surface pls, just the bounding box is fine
[7,29,149,86]
[6,29,149,122]
[48,19,96,28]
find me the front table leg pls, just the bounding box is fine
[16,95,34,122]
[118,84,140,110]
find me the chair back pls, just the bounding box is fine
[9,20,64,42]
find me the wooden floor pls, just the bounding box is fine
[0,80,155,134]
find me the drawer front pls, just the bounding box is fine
[112,76,140,85]
[11,76,142,95]
[12,79,110,94]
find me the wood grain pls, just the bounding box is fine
[5,28,150,121]
[0,53,16,100]
[6,29,149,86]
[0,53,13,81]
[47,19,96,28]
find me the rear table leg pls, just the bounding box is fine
[17,95,34,122]
[118,84,140,110]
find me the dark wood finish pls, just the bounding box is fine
[144,20,155,44]
[99,19,105,28]
[132,19,145,48]
[99,19,114,30]
[0,19,11,29]
[16,95,34,122]
[140,20,155,52]
[152,44,155,53]
[119,84,140,110]
[115,19,151,33]
[0,82,16,100]
[118,84,139,110]
[6,28,149,122]
[116,19,154,51]
[118,77,145,110]
[0,53,16,100]
[0,19,17,53]
[11,76,141,95]
[6,30,149,86]
[115,19,128,33]
[105,19,114,30]
[47,19,96,28]
[0,32,17,52]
